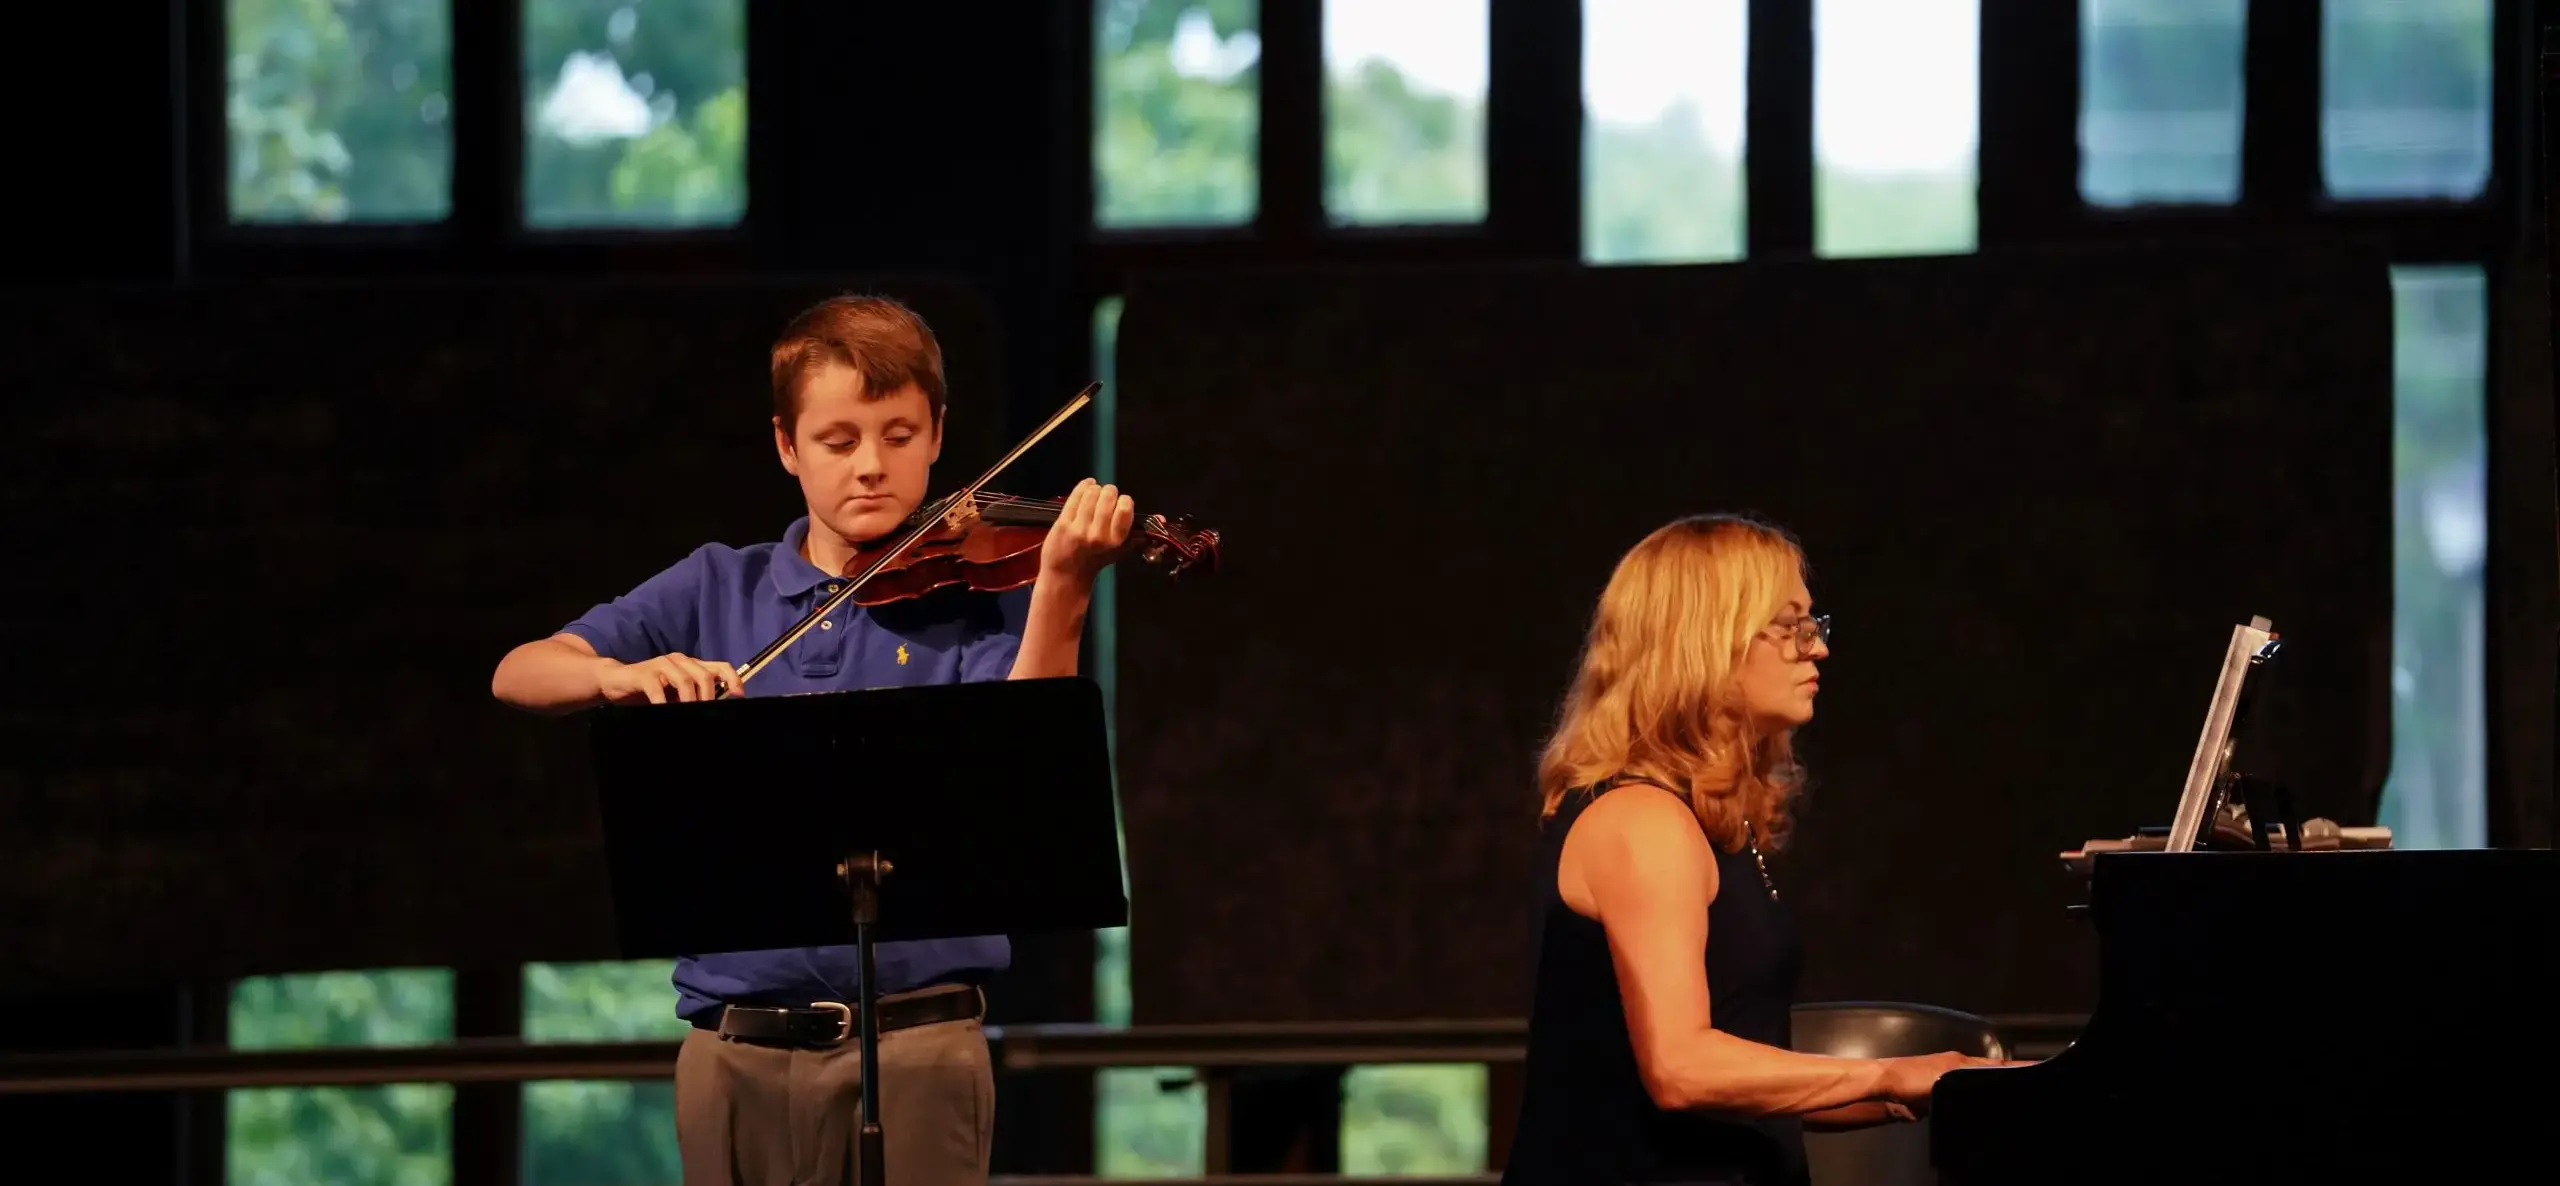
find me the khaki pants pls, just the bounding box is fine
[674,991,996,1186]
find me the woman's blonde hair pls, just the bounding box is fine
[1536,514,1810,852]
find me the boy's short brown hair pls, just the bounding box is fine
[769,294,947,433]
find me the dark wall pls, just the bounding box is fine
[2495,244,2559,850]
[1110,241,2394,1024]
[753,0,1087,477]
[0,276,1010,989]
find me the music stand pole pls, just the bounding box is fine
[837,851,891,1183]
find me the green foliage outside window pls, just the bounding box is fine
[1324,59,1485,226]
[224,0,743,227]
[226,970,454,1186]
[2381,265,2489,850]
[1584,103,1744,266]
[2323,0,2493,200]
[523,0,744,227]
[520,959,692,1185]
[1095,0,1259,227]
[226,0,453,222]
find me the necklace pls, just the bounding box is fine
[1742,819,1778,900]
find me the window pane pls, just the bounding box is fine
[225,0,452,223]
[524,0,746,228]
[1581,0,1748,264]
[519,960,688,1186]
[2079,0,2246,206]
[1342,1065,1488,1176]
[1095,927,1210,1178]
[523,1082,682,1186]
[1096,1,1262,228]
[226,969,454,1185]
[1324,0,1488,226]
[523,959,688,1042]
[524,1080,680,1186]
[1091,295,1131,908]
[2322,0,2493,201]
[2378,265,2487,849]
[1814,0,1978,257]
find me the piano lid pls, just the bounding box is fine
[1932,613,2555,1184]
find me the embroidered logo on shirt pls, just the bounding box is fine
[896,644,909,665]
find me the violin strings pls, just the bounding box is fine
[971,493,1060,510]
[906,489,1184,530]
[970,491,1143,512]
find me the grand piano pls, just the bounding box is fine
[1928,617,2556,1185]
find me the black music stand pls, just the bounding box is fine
[585,676,1129,1186]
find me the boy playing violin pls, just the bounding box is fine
[491,293,1134,1186]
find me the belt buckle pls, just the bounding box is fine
[811,1000,854,1043]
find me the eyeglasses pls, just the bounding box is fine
[1767,614,1831,655]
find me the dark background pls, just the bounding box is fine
[1113,242,2394,1022]
[2,0,2554,1181]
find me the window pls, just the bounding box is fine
[523,0,747,228]
[1342,1065,1489,1175]
[1324,0,1489,226]
[1813,0,1978,257]
[2321,0,2493,201]
[2379,265,2488,849]
[226,969,454,1185]
[2078,0,2247,206]
[520,959,690,1186]
[1095,1,1262,228]
[225,0,453,223]
[1581,0,1749,264]
[1094,925,1209,1177]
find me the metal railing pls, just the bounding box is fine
[0,1014,2083,1183]
[991,1179,1494,1186]
[0,1013,2086,1095]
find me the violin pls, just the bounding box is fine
[723,381,1219,692]
[843,489,1220,607]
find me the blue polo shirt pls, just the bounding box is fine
[559,516,1024,1023]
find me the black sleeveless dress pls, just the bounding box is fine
[1501,776,1809,1186]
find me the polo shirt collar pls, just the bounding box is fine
[770,516,837,599]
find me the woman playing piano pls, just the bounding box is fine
[1501,514,2008,1186]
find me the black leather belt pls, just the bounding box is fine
[708,986,984,1048]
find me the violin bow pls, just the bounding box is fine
[720,381,1100,694]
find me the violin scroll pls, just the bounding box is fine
[1134,512,1220,577]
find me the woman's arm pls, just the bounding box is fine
[1568,786,1921,1116]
